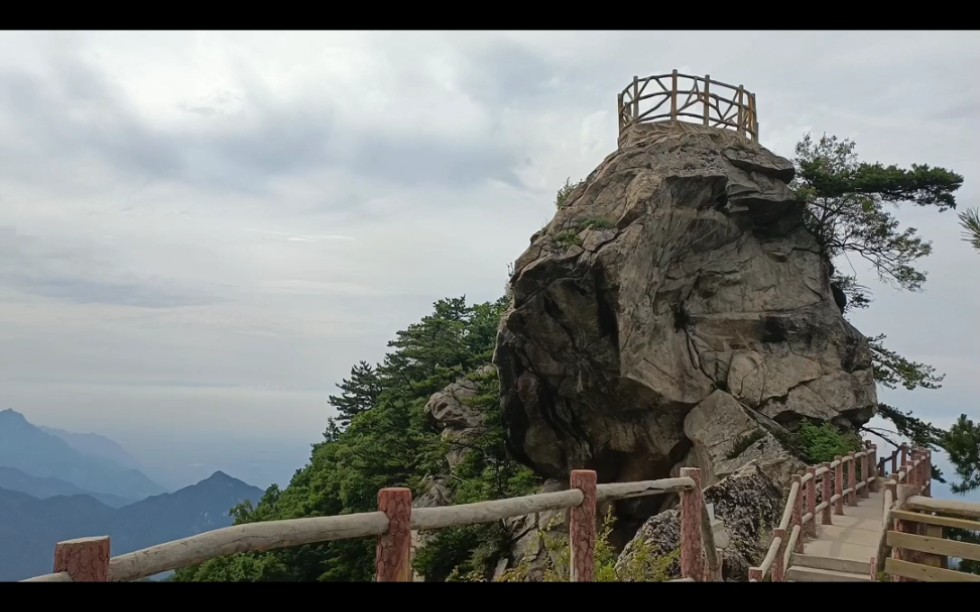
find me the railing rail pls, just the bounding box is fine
[20,470,724,583]
[618,70,759,143]
[880,472,980,582]
[749,441,902,582]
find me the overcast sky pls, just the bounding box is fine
[1,31,978,491]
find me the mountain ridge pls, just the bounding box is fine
[0,409,165,502]
[0,470,263,581]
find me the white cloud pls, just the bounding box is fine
[1,30,978,488]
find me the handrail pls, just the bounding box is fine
[20,571,72,582]
[617,70,759,143]
[20,472,713,583]
[748,442,929,582]
[882,485,980,582]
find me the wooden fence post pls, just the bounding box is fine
[892,484,917,582]
[805,467,817,537]
[679,467,704,581]
[54,536,110,582]
[773,527,787,582]
[569,469,597,582]
[821,462,833,525]
[670,70,678,122]
[900,444,908,468]
[858,450,871,498]
[792,475,804,553]
[891,448,898,475]
[737,85,745,138]
[702,75,710,126]
[833,456,844,515]
[632,76,639,120]
[376,488,412,582]
[846,453,857,506]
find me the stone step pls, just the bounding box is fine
[786,565,871,582]
[791,553,870,575]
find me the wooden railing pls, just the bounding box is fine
[618,70,759,143]
[878,460,980,581]
[19,468,724,583]
[748,441,890,581]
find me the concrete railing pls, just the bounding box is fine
[19,468,724,583]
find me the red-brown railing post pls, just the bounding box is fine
[900,443,908,468]
[569,469,597,582]
[791,475,804,553]
[891,448,898,475]
[821,462,833,525]
[859,449,870,497]
[376,487,412,582]
[805,467,817,537]
[833,456,844,515]
[846,453,857,506]
[773,527,787,582]
[679,467,704,581]
[54,536,110,582]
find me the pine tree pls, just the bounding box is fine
[327,361,382,428]
[791,133,971,477]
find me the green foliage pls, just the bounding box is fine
[792,132,978,490]
[773,422,863,464]
[947,527,980,574]
[492,509,678,582]
[327,361,382,429]
[794,133,961,292]
[578,217,616,231]
[413,523,511,582]
[555,177,585,209]
[174,295,539,582]
[552,230,582,248]
[960,207,980,252]
[868,335,945,391]
[796,422,864,464]
[946,414,980,494]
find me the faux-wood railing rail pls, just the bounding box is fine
[618,70,759,143]
[19,468,723,583]
[748,443,933,582]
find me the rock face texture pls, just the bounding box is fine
[494,122,876,493]
[616,462,784,581]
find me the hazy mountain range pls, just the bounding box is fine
[0,409,164,503]
[0,409,264,581]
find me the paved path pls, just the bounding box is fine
[786,489,884,581]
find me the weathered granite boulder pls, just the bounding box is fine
[423,364,494,471]
[494,122,876,493]
[616,462,784,581]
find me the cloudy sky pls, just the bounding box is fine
[1,31,978,491]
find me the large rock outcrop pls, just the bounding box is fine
[616,462,784,581]
[494,122,876,494]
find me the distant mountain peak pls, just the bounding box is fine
[0,408,28,423]
[201,470,237,484]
